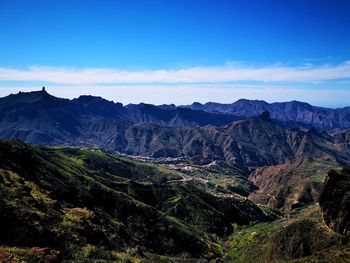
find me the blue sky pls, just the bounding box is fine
[0,0,349,107]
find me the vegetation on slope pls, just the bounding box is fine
[222,167,350,262]
[0,139,271,262]
[249,158,341,210]
[222,205,349,263]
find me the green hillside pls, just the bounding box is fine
[222,205,350,263]
[0,139,270,262]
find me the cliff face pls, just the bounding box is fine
[319,168,350,236]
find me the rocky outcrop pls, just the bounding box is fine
[319,168,350,236]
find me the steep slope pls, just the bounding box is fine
[333,128,350,144]
[248,158,341,210]
[89,116,349,169]
[222,205,349,263]
[0,139,271,261]
[247,127,350,211]
[223,169,350,262]
[319,168,350,236]
[184,99,350,130]
[0,90,80,144]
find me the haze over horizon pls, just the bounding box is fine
[1,0,350,107]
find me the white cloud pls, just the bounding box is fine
[0,61,350,85]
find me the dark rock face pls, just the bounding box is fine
[259,110,271,121]
[319,168,350,236]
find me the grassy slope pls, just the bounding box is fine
[0,139,270,262]
[222,205,350,263]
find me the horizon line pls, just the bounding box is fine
[1,87,349,110]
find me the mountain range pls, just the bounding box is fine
[183,99,350,130]
[1,89,350,262]
[0,89,349,172]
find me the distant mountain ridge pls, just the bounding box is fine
[2,89,350,132]
[0,89,240,127]
[182,99,350,130]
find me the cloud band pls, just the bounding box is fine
[0,61,350,85]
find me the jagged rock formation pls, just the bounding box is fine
[319,168,350,236]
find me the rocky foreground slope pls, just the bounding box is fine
[1,140,350,262]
